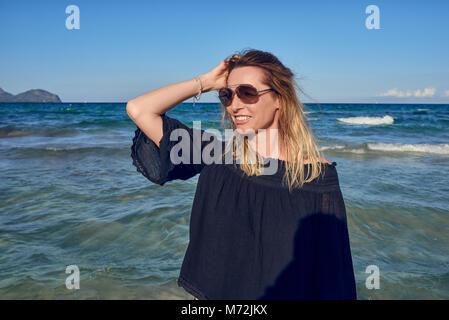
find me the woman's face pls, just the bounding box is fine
[226,66,279,133]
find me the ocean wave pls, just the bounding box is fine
[321,142,449,155]
[67,118,129,128]
[0,126,79,138]
[367,142,449,155]
[413,108,430,115]
[9,145,129,158]
[336,115,394,125]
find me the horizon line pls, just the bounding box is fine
[1,101,449,105]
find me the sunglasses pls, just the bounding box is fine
[218,84,275,107]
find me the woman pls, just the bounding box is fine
[127,49,357,300]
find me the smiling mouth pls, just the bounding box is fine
[235,116,251,121]
[234,116,252,125]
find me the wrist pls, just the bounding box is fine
[198,74,214,92]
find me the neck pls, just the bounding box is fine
[247,127,288,161]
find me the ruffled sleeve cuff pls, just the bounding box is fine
[130,113,197,185]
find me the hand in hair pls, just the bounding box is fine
[200,55,240,91]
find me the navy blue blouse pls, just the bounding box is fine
[131,113,357,300]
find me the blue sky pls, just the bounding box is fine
[1,0,448,103]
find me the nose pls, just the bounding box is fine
[228,94,246,113]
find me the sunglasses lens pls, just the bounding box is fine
[219,88,232,106]
[219,85,261,106]
[237,85,258,103]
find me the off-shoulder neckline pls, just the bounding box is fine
[218,157,340,191]
[263,157,337,167]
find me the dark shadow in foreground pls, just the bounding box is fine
[259,213,357,300]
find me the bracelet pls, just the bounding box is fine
[193,76,203,101]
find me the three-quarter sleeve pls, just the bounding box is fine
[131,113,223,186]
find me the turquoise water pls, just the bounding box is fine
[0,102,448,299]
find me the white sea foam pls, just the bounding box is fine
[320,145,366,154]
[336,115,394,125]
[416,109,429,111]
[320,143,449,155]
[321,145,346,151]
[366,143,449,155]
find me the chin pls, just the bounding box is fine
[236,126,256,136]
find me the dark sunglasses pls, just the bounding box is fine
[218,84,276,107]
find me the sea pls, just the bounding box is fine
[0,102,448,299]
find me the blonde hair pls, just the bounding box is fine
[218,48,328,192]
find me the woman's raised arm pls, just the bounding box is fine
[126,75,212,148]
[126,55,236,147]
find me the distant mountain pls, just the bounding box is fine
[0,88,62,103]
[0,88,14,101]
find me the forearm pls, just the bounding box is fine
[126,74,214,119]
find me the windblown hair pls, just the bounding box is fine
[218,48,328,192]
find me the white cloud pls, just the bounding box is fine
[378,87,436,98]
[441,90,449,97]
